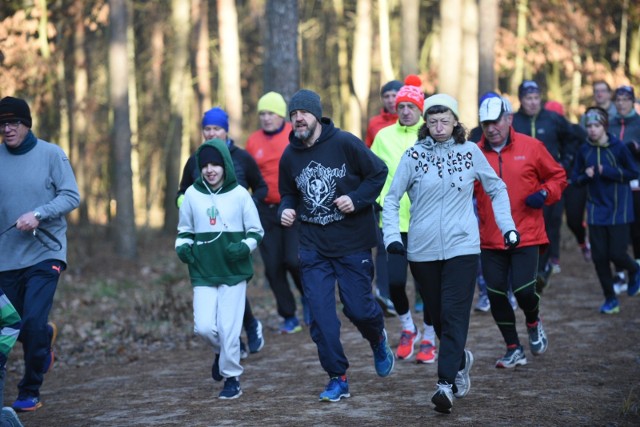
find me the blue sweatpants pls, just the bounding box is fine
[298,249,385,378]
[0,259,60,399]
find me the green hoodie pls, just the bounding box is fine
[176,139,264,286]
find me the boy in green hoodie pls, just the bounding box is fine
[175,139,264,400]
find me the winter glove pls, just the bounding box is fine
[504,230,520,249]
[225,241,250,262]
[176,194,185,209]
[386,241,406,255]
[525,190,548,209]
[176,244,195,264]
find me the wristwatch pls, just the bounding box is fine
[540,190,548,198]
[34,211,42,221]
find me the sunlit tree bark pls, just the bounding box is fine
[163,0,190,231]
[401,0,419,78]
[217,0,243,139]
[349,0,372,136]
[478,0,498,95]
[438,0,462,96]
[109,0,137,257]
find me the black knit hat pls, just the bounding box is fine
[0,96,32,128]
[198,146,224,168]
[380,80,403,96]
[288,89,322,121]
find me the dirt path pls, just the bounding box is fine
[5,243,640,426]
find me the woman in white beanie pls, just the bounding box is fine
[382,93,519,414]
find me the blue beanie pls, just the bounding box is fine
[202,107,229,131]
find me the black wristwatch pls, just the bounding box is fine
[34,211,42,221]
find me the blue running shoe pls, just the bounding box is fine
[246,319,265,353]
[600,297,620,314]
[319,375,350,402]
[280,316,302,334]
[372,329,395,377]
[219,377,242,400]
[628,265,640,297]
[12,397,42,412]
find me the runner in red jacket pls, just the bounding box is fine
[474,97,567,369]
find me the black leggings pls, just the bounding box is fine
[481,246,540,347]
[590,224,639,299]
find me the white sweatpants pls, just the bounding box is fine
[193,282,246,379]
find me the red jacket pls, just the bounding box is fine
[246,122,292,204]
[365,109,398,147]
[475,127,567,249]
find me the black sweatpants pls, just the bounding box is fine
[410,255,477,387]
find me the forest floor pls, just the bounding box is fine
[3,226,640,426]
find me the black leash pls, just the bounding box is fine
[0,223,62,251]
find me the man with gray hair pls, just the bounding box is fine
[278,89,394,402]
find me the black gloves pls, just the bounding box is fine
[504,230,520,249]
[525,190,548,209]
[386,241,406,255]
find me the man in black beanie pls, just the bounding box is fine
[278,88,394,402]
[0,96,80,412]
[365,80,403,148]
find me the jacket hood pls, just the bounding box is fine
[288,117,338,150]
[193,138,237,194]
[415,135,455,150]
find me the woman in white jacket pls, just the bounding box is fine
[382,94,519,414]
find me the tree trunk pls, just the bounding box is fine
[193,0,211,116]
[511,0,528,95]
[401,0,419,78]
[163,0,190,232]
[619,0,629,70]
[478,0,498,96]
[217,0,243,140]
[459,0,478,127]
[378,0,395,82]
[438,0,462,96]
[71,0,90,225]
[334,0,351,127]
[264,0,299,101]
[108,0,137,258]
[349,0,372,137]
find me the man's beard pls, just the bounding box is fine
[294,120,317,142]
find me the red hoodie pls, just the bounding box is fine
[364,109,398,147]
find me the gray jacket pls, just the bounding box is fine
[382,136,515,262]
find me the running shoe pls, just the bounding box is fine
[319,375,350,402]
[395,327,420,360]
[495,345,527,368]
[415,340,437,364]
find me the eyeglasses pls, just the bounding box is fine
[0,120,21,133]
